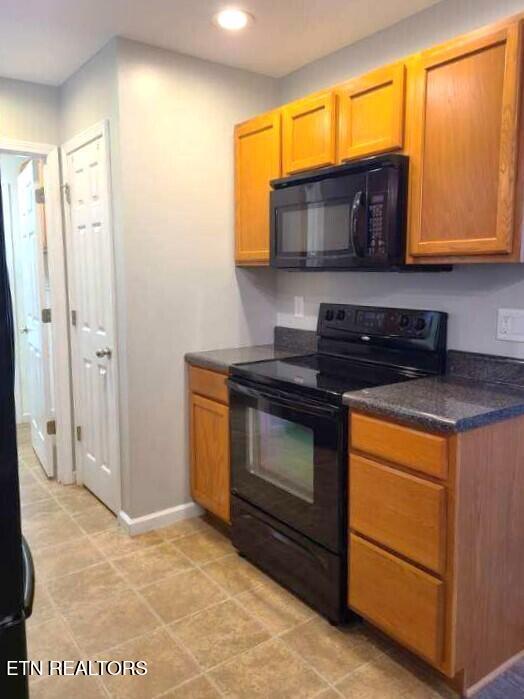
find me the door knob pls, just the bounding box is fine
[95,347,112,359]
[19,327,29,334]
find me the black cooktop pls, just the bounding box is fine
[231,353,424,403]
[230,303,448,404]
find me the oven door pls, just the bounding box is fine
[270,172,368,269]
[229,379,346,553]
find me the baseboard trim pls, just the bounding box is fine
[464,648,524,696]
[118,501,203,535]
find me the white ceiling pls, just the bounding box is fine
[0,0,440,86]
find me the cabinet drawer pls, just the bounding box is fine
[349,534,444,665]
[351,413,448,479]
[350,454,446,574]
[189,365,229,405]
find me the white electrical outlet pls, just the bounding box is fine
[294,296,305,318]
[497,308,524,342]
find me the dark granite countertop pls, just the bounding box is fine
[343,375,524,434]
[186,330,524,434]
[185,344,297,373]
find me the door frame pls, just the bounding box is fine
[60,120,122,511]
[0,138,75,484]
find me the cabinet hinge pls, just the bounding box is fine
[35,186,45,204]
[76,426,82,442]
[71,309,77,326]
[41,308,52,323]
[46,420,56,436]
[62,182,71,205]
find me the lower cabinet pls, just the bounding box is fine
[188,365,230,523]
[348,410,524,695]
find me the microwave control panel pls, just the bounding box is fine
[367,192,387,256]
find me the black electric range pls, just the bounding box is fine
[228,304,447,624]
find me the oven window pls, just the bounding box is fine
[278,200,352,255]
[247,408,314,503]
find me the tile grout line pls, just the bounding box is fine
[100,541,231,698]
[22,481,434,699]
[27,520,113,697]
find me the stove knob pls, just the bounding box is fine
[399,314,410,329]
[415,317,426,332]
[325,309,334,321]
[336,310,345,321]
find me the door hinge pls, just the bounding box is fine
[41,308,52,324]
[62,182,71,205]
[46,420,56,436]
[71,309,77,326]
[35,186,45,204]
[76,426,82,442]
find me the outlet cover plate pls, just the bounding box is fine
[294,296,305,318]
[497,308,524,342]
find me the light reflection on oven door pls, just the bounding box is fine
[247,407,314,503]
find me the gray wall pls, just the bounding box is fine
[275,0,524,359]
[115,39,278,518]
[59,39,132,512]
[280,0,524,99]
[58,37,280,519]
[0,77,59,143]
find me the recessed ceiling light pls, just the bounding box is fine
[214,8,254,31]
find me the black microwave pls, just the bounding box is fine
[270,154,408,270]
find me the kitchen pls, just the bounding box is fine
[0,1,524,698]
[186,4,524,698]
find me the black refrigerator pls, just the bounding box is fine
[0,172,34,698]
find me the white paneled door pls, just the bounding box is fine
[17,160,54,475]
[62,123,120,513]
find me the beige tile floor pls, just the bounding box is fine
[15,426,487,698]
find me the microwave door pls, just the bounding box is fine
[305,179,366,267]
[271,172,368,268]
[306,204,324,256]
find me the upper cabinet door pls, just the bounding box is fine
[235,111,281,266]
[409,21,522,258]
[337,63,406,161]
[282,91,337,174]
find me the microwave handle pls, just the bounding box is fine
[350,190,365,257]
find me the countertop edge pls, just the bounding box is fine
[344,395,524,434]
[185,344,282,374]
[185,353,230,374]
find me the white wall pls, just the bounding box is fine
[0,77,59,144]
[115,39,278,518]
[275,0,524,359]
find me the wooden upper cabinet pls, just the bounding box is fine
[282,91,337,174]
[234,111,281,266]
[408,21,523,259]
[337,63,406,161]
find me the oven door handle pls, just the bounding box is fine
[228,379,340,418]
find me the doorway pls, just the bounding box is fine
[1,153,58,477]
[0,123,121,515]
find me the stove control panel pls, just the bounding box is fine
[317,303,447,352]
